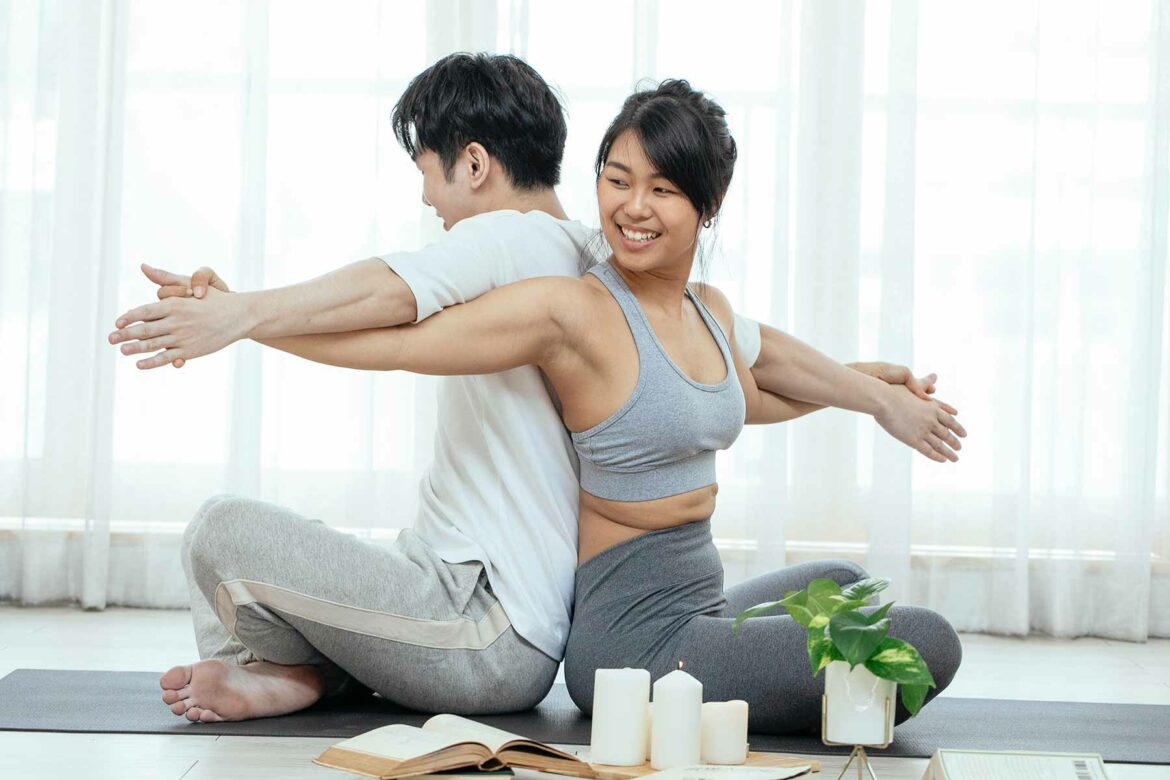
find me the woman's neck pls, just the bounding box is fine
[609,256,695,320]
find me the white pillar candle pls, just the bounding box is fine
[644,702,653,760]
[650,667,702,770]
[590,668,651,766]
[700,700,749,765]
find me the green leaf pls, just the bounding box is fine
[809,613,830,629]
[807,626,844,675]
[827,610,890,667]
[864,637,936,686]
[778,591,815,628]
[865,601,894,625]
[840,577,890,604]
[900,683,930,717]
[827,597,869,614]
[805,579,844,617]
[732,600,783,637]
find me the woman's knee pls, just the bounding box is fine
[888,605,963,691]
[818,559,870,588]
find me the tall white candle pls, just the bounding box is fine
[590,668,650,766]
[700,700,749,765]
[650,667,702,770]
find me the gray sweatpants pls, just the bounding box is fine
[181,495,558,714]
[563,520,963,734]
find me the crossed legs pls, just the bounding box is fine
[164,495,557,722]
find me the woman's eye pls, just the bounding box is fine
[654,187,674,195]
[608,178,628,188]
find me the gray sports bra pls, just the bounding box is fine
[571,261,746,502]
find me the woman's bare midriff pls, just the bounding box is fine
[577,484,719,565]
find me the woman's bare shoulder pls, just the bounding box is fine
[690,281,735,334]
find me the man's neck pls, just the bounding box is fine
[489,187,570,221]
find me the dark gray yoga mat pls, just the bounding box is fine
[0,670,1166,765]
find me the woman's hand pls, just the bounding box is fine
[874,384,967,463]
[116,263,234,368]
[141,262,231,301]
[109,283,252,370]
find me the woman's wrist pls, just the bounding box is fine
[865,377,897,420]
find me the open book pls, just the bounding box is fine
[921,749,1109,779]
[313,714,594,780]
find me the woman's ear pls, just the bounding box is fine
[464,142,492,190]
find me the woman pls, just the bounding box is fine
[242,79,962,733]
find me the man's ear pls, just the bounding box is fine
[464,142,492,190]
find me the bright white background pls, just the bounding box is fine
[1,0,1167,641]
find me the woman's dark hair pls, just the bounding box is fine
[391,53,567,190]
[594,79,737,222]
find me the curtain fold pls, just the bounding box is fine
[1,0,1166,640]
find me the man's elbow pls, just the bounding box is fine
[369,263,419,326]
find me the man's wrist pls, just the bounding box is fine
[236,291,266,341]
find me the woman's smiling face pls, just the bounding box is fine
[597,130,703,275]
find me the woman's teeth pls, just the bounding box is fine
[621,226,660,243]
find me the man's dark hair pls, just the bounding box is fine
[594,79,737,221]
[391,53,567,190]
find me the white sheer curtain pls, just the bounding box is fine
[2,0,1167,641]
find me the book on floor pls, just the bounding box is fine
[314,718,820,780]
[920,748,1109,780]
[313,713,594,779]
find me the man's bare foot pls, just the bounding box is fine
[159,659,325,722]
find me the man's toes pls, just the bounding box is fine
[170,699,193,716]
[161,689,182,705]
[160,665,192,691]
[198,708,223,723]
[186,706,203,722]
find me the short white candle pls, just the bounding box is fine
[650,667,702,770]
[590,668,650,766]
[700,700,749,765]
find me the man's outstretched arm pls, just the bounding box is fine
[745,320,966,460]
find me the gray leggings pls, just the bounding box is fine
[563,520,962,734]
[181,494,558,714]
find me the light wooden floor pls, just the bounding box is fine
[0,607,1167,779]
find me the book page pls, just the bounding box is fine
[423,714,528,754]
[334,724,480,760]
[645,765,812,780]
[939,751,1109,780]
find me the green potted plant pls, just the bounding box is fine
[734,577,935,746]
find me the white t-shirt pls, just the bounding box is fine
[380,209,762,660]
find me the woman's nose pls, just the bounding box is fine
[624,192,652,219]
[421,191,432,207]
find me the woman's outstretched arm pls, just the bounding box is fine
[259,276,579,375]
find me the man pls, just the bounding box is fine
[109,53,965,723]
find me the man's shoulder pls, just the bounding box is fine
[454,209,591,241]
[451,210,594,279]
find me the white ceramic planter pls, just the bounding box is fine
[823,660,895,746]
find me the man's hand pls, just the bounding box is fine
[109,266,249,369]
[850,361,966,462]
[848,361,958,415]
[874,382,967,463]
